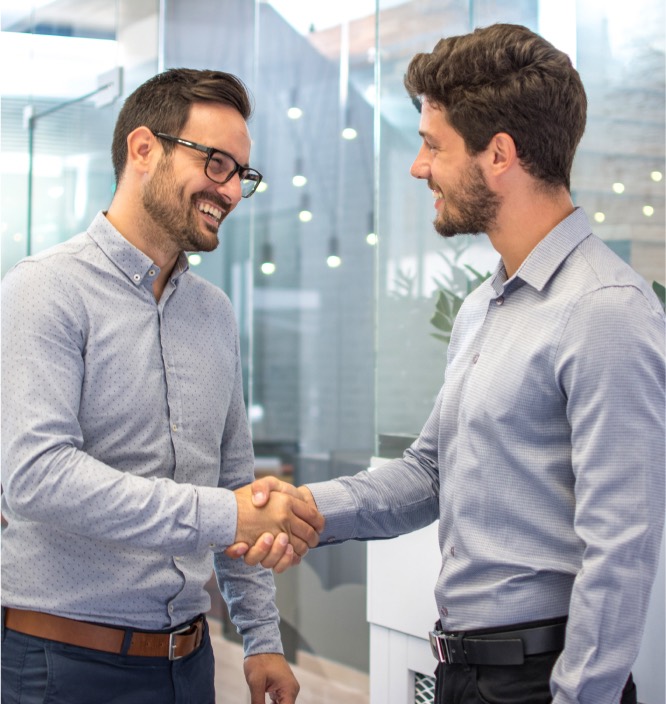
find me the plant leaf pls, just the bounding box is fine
[652,281,665,311]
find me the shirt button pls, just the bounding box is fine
[132,274,141,282]
[495,296,504,306]
[168,604,174,613]
[172,424,178,432]
[440,606,449,617]
[450,546,455,557]
[472,353,480,364]
[148,269,156,277]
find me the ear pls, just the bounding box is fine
[484,132,518,177]
[125,126,161,175]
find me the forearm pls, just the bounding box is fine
[2,441,238,553]
[214,552,284,656]
[309,450,440,544]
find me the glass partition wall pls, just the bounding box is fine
[1,0,161,277]
[1,0,664,701]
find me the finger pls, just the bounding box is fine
[290,500,325,540]
[243,657,270,704]
[243,532,274,567]
[257,533,291,570]
[287,515,319,557]
[273,544,301,574]
[224,542,249,559]
[247,676,265,704]
[244,532,286,568]
[251,477,301,507]
[251,476,286,506]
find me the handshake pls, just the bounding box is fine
[230,478,324,573]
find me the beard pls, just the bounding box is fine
[433,160,501,238]
[142,156,229,253]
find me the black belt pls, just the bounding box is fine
[429,619,567,666]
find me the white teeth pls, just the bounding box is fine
[198,202,222,220]
[432,190,443,199]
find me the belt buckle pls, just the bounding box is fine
[168,622,194,661]
[429,630,454,664]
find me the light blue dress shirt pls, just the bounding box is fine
[1,211,281,656]
[309,208,665,703]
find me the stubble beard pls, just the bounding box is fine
[142,156,228,254]
[434,160,501,239]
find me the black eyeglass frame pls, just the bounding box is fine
[152,131,263,198]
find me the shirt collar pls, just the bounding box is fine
[86,211,190,287]
[492,207,592,295]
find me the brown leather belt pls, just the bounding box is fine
[4,608,205,660]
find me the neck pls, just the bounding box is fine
[106,198,180,301]
[488,184,574,279]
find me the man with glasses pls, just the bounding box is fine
[1,68,323,704]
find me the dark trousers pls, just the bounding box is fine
[1,620,215,704]
[434,652,638,704]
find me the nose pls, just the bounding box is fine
[214,173,242,207]
[410,143,430,180]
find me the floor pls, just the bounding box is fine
[210,620,370,704]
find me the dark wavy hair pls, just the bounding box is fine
[111,68,253,184]
[404,24,587,190]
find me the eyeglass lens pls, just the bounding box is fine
[206,152,260,197]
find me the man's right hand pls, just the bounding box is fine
[227,478,322,572]
[233,482,323,559]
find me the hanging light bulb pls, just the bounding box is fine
[287,88,303,120]
[298,194,312,223]
[365,211,377,245]
[260,242,276,275]
[341,106,357,140]
[292,157,307,188]
[327,235,341,268]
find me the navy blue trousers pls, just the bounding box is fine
[1,619,216,704]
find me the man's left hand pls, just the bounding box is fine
[243,652,300,703]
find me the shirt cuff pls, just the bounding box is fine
[242,622,285,657]
[195,485,237,552]
[306,480,358,544]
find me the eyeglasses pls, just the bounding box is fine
[152,131,263,198]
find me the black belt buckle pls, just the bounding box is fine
[429,630,466,665]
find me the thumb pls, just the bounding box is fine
[251,476,284,506]
[246,671,266,704]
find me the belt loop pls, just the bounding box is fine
[120,628,133,656]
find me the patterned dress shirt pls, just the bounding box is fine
[309,208,665,703]
[1,211,281,656]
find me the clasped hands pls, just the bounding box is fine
[230,478,322,573]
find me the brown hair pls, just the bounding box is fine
[404,24,587,190]
[111,68,253,184]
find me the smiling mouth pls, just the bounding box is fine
[197,201,224,224]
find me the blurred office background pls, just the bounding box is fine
[1,1,664,702]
